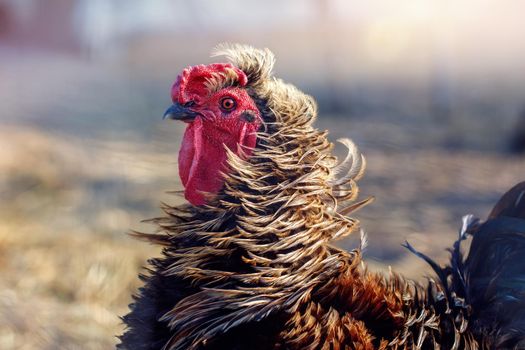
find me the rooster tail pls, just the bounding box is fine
[463,181,525,347]
[405,182,525,348]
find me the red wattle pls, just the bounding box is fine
[178,119,201,188]
[179,118,231,206]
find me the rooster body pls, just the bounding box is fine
[119,45,525,349]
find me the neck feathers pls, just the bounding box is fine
[123,45,377,350]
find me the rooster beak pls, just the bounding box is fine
[163,103,198,122]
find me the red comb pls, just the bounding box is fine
[171,63,247,104]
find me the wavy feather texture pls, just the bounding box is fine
[119,45,525,349]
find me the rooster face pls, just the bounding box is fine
[164,63,262,206]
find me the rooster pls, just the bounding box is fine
[119,45,525,350]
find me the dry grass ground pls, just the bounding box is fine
[1,121,523,349]
[0,126,162,349]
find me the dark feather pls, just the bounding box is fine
[407,182,525,348]
[463,184,525,348]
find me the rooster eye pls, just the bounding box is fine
[220,97,236,112]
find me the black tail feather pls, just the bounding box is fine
[406,182,525,348]
[464,183,525,348]
[488,182,525,220]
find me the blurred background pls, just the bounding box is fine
[1,0,524,348]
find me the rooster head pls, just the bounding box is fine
[164,63,262,206]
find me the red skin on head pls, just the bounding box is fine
[171,64,261,205]
[172,64,247,105]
